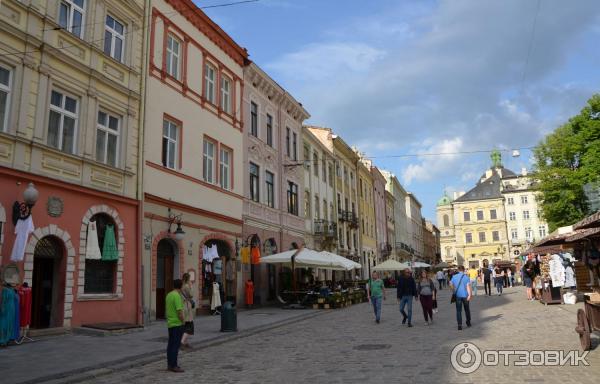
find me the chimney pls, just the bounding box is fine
[521,167,528,176]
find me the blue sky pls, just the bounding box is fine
[198,0,600,222]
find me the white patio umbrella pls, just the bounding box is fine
[404,261,431,268]
[372,259,409,271]
[260,248,332,269]
[319,251,362,271]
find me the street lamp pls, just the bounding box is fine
[167,208,185,241]
[12,182,39,225]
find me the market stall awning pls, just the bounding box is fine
[565,227,600,242]
[573,211,600,230]
[372,259,409,271]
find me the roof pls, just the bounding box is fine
[573,211,600,230]
[437,194,452,206]
[454,168,506,203]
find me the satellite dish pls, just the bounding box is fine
[512,150,520,157]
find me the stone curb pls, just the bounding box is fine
[20,309,334,384]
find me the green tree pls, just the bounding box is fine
[533,94,600,231]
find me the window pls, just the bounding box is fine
[265,171,274,208]
[202,139,215,183]
[465,233,472,244]
[219,147,231,190]
[104,15,125,62]
[476,210,484,221]
[511,228,518,240]
[204,64,216,104]
[507,197,514,205]
[0,65,11,132]
[539,226,547,238]
[48,90,78,154]
[287,182,298,215]
[478,232,486,243]
[328,163,334,186]
[285,127,290,157]
[84,213,117,294]
[59,0,85,38]
[314,196,320,220]
[521,195,528,204]
[166,34,181,79]
[509,212,516,221]
[220,76,231,113]
[492,231,500,242]
[292,132,298,161]
[463,211,470,222]
[322,155,327,182]
[96,111,119,167]
[523,210,530,219]
[525,227,533,240]
[266,114,273,146]
[443,215,449,227]
[250,102,258,137]
[249,163,259,202]
[490,209,497,220]
[162,119,178,169]
[313,152,319,176]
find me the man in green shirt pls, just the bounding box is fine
[166,279,185,372]
[367,271,386,323]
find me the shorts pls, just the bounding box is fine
[184,321,194,335]
[524,277,532,288]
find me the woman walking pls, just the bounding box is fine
[417,270,437,325]
[494,266,504,296]
[180,273,195,349]
[367,271,386,324]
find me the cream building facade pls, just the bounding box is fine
[143,0,247,318]
[242,62,309,304]
[357,156,376,278]
[406,193,424,261]
[0,0,144,328]
[381,171,411,261]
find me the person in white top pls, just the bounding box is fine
[435,270,445,290]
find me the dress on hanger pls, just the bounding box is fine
[85,221,102,260]
[211,282,222,310]
[10,216,34,262]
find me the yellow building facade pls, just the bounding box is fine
[357,157,376,277]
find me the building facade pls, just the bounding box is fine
[143,0,247,319]
[385,190,396,261]
[437,193,456,264]
[406,193,424,262]
[357,156,376,278]
[371,166,390,264]
[501,169,548,259]
[0,0,144,328]
[382,171,411,261]
[242,63,309,304]
[423,220,441,265]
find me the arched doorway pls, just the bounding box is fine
[156,238,178,319]
[202,238,234,305]
[31,236,65,329]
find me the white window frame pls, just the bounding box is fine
[220,75,231,113]
[166,34,181,79]
[162,119,178,169]
[48,89,79,154]
[219,147,231,190]
[525,227,533,241]
[104,14,125,62]
[509,212,516,221]
[539,225,547,238]
[205,63,216,104]
[59,0,86,38]
[96,110,120,167]
[521,195,528,204]
[523,210,530,220]
[511,228,518,240]
[507,197,514,205]
[250,102,258,137]
[203,139,216,183]
[0,64,11,133]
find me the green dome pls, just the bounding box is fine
[437,194,452,206]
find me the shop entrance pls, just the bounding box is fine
[202,239,233,304]
[264,238,277,301]
[31,236,64,329]
[156,238,178,319]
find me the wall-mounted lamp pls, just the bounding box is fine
[167,208,185,241]
[12,182,39,225]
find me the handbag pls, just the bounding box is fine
[451,274,465,304]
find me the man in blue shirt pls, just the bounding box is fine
[450,265,472,330]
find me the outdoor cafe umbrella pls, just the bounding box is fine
[319,251,362,271]
[372,259,408,271]
[434,262,449,269]
[406,261,431,268]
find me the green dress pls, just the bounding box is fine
[102,224,118,261]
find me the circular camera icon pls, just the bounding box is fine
[450,342,482,374]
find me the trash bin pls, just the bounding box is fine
[220,301,237,332]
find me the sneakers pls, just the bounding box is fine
[376,319,380,324]
[424,321,429,326]
[458,325,462,331]
[402,316,407,325]
[407,323,413,328]
[466,321,471,328]
[168,367,185,373]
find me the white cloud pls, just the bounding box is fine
[401,137,464,185]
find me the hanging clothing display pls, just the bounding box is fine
[0,287,17,345]
[245,280,254,306]
[251,246,261,265]
[548,254,566,287]
[211,282,222,310]
[18,286,32,328]
[85,221,102,260]
[240,246,251,264]
[203,244,219,263]
[225,260,235,281]
[564,266,576,288]
[213,259,222,275]
[10,216,34,262]
[101,225,118,261]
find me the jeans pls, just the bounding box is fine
[470,278,478,295]
[438,279,444,290]
[484,279,491,295]
[167,325,184,369]
[455,297,471,326]
[399,295,413,324]
[495,278,504,294]
[419,295,433,322]
[371,296,382,321]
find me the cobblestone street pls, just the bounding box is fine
[84,286,600,384]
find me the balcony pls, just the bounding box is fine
[339,211,359,228]
[379,242,392,258]
[314,220,337,238]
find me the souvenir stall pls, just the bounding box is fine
[202,240,238,313]
[0,264,33,347]
[537,251,577,305]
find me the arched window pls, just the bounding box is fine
[443,214,449,227]
[84,213,118,294]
